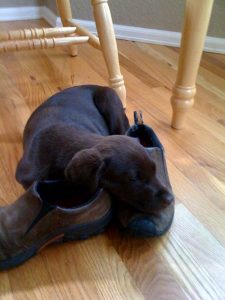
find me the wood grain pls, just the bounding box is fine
[0,19,225,300]
[158,204,225,300]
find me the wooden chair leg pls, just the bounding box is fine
[91,0,126,108]
[56,0,78,56]
[170,0,214,129]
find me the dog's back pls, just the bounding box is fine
[24,85,110,145]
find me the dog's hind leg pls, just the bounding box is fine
[15,132,50,189]
[93,87,129,135]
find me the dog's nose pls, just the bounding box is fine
[156,189,174,207]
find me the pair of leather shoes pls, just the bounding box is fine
[0,112,174,270]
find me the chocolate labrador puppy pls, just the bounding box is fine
[16,85,172,214]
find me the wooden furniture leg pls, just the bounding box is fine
[92,0,126,108]
[170,0,214,129]
[56,0,78,56]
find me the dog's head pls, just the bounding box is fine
[65,136,173,213]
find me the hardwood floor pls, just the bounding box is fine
[0,19,225,300]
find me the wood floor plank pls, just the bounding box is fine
[6,255,60,300]
[108,224,190,300]
[0,62,31,133]
[0,273,13,300]
[0,62,30,202]
[166,161,225,247]
[158,204,225,300]
[41,235,144,300]
[117,40,176,90]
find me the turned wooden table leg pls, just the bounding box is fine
[92,0,126,108]
[56,0,78,56]
[171,0,214,129]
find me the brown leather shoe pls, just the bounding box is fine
[119,111,175,237]
[0,180,112,270]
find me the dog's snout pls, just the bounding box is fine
[156,189,174,207]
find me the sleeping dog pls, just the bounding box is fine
[16,85,172,214]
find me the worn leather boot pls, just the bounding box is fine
[0,180,112,270]
[119,111,175,237]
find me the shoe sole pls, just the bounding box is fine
[0,209,112,271]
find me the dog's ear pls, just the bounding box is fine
[65,148,105,195]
